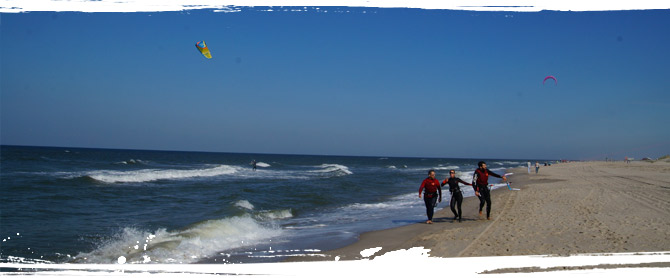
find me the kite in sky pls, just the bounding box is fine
[543,75,557,85]
[195,41,212,59]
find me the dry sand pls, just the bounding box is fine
[290,160,670,261]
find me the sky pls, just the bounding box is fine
[1,7,669,160]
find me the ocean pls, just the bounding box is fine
[0,145,523,264]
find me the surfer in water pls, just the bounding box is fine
[419,169,442,224]
[441,170,471,222]
[473,161,507,220]
[251,160,257,171]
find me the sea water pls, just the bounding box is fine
[0,146,522,264]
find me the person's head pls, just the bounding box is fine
[478,161,487,169]
[449,170,456,177]
[428,169,435,178]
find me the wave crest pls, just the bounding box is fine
[434,165,460,171]
[257,209,293,220]
[115,159,147,165]
[310,164,353,176]
[234,200,255,210]
[87,165,237,183]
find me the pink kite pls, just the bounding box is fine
[543,75,557,85]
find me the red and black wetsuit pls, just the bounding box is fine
[473,168,503,187]
[419,177,442,221]
[473,168,503,219]
[442,177,471,221]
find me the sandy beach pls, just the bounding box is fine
[291,160,670,261]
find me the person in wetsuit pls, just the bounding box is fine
[472,172,484,216]
[441,170,472,222]
[473,161,507,220]
[419,169,442,224]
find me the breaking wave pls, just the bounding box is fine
[85,165,238,183]
[309,164,353,176]
[73,217,284,263]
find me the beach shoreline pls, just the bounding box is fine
[288,160,670,262]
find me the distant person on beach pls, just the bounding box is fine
[535,161,540,174]
[473,161,507,220]
[527,162,531,173]
[419,169,442,224]
[251,160,257,171]
[441,170,472,222]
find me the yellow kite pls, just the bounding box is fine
[195,41,212,59]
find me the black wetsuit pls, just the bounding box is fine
[473,168,503,219]
[472,173,484,212]
[442,177,471,221]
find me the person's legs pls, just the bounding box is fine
[450,194,458,218]
[455,192,463,221]
[424,196,437,223]
[478,193,485,215]
[482,188,492,219]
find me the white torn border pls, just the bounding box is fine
[359,247,382,258]
[1,1,668,277]
[1,250,669,277]
[0,0,669,13]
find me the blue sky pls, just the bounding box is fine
[1,8,669,160]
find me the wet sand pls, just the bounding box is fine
[290,160,670,261]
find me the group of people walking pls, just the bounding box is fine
[418,161,507,224]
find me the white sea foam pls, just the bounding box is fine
[346,203,393,210]
[75,162,353,184]
[309,164,353,176]
[1,256,53,264]
[257,209,294,220]
[458,171,474,182]
[74,216,282,264]
[87,165,238,183]
[433,165,460,171]
[234,200,293,220]
[488,167,507,172]
[115,159,147,165]
[499,161,524,165]
[255,162,271,168]
[345,193,419,211]
[234,200,255,210]
[284,223,327,230]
